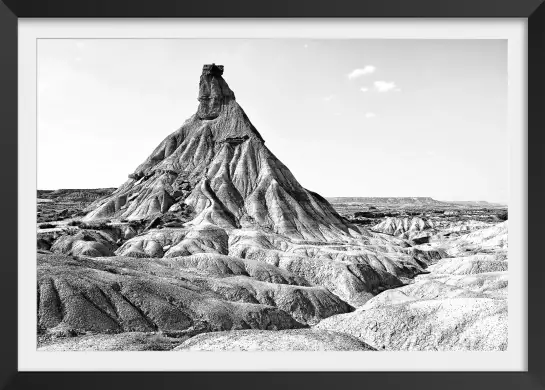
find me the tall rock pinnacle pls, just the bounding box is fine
[197,64,235,120]
[84,64,360,241]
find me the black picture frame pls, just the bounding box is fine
[0,0,542,389]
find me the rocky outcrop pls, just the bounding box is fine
[83,64,359,242]
[197,63,235,120]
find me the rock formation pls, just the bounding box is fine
[37,64,508,352]
[83,64,360,243]
[197,64,235,120]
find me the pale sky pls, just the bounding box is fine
[37,39,508,203]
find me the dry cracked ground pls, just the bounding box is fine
[37,64,508,352]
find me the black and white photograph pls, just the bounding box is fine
[35,38,509,353]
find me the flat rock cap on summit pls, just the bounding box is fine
[202,63,224,75]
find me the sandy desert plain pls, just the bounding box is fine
[36,64,508,352]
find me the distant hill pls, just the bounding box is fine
[38,188,116,202]
[327,197,506,208]
[446,200,507,207]
[327,197,443,206]
[37,188,117,223]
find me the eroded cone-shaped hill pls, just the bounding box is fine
[62,64,439,313]
[84,64,359,242]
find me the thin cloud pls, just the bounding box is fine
[323,95,336,102]
[365,112,376,118]
[347,66,376,80]
[360,87,369,92]
[304,44,309,49]
[374,81,399,93]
